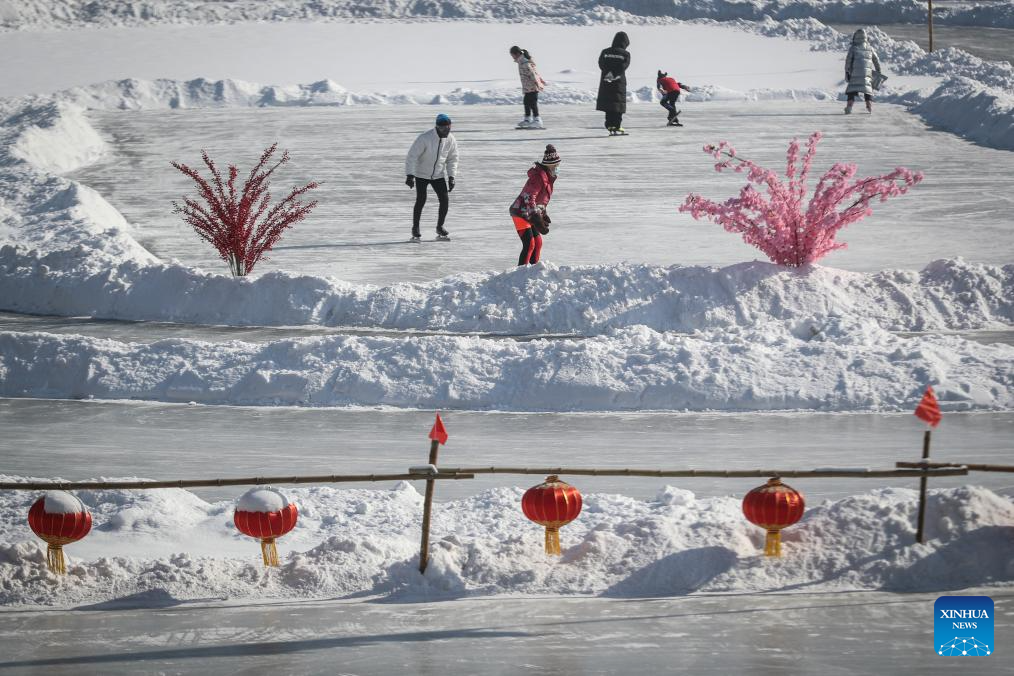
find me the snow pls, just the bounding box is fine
[3,0,1014,31]
[0,2,1012,618]
[1,479,1012,607]
[236,487,290,513]
[1,315,1011,411]
[41,490,86,515]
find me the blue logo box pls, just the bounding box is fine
[935,596,994,656]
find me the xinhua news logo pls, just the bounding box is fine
[935,596,994,656]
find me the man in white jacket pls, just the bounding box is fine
[405,113,459,241]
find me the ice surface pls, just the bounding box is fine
[66,103,1014,281]
[2,399,1011,503]
[1,591,1010,675]
[236,488,289,513]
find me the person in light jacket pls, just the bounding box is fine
[596,31,630,134]
[509,144,560,266]
[510,46,547,129]
[844,28,883,114]
[405,113,459,241]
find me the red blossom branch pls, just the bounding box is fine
[171,144,319,276]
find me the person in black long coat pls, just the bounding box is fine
[596,31,630,133]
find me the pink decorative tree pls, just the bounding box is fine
[172,144,319,276]
[679,132,923,267]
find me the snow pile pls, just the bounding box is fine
[2,248,1011,334]
[1,314,1010,411]
[3,0,1014,31]
[0,479,1011,607]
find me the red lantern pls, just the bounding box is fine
[522,475,582,555]
[742,477,805,557]
[28,491,92,574]
[233,488,298,567]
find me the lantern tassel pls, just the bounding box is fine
[46,544,66,575]
[764,529,782,557]
[260,538,280,567]
[544,527,561,556]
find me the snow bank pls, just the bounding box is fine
[1,315,1010,411]
[2,247,1011,334]
[3,0,1014,31]
[0,479,1011,607]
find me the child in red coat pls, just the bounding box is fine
[656,71,691,126]
[509,144,560,266]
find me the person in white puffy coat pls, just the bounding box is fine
[844,28,883,114]
[405,113,459,240]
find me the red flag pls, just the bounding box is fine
[429,413,449,445]
[914,386,942,428]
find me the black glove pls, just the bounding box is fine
[529,211,549,235]
[448,176,455,192]
[542,210,551,225]
[405,175,415,188]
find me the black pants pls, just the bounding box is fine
[847,92,873,104]
[660,91,680,116]
[604,111,623,129]
[413,177,448,234]
[524,92,540,118]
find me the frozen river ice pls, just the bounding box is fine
[68,103,1014,285]
[1,589,1012,675]
[2,398,1011,503]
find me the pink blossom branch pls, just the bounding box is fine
[681,133,923,267]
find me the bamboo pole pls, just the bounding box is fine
[0,472,474,491]
[915,431,932,544]
[928,0,935,52]
[418,438,441,574]
[897,461,1014,473]
[436,466,967,479]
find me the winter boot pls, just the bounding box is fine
[530,116,545,130]
[866,100,873,114]
[517,116,533,129]
[436,224,450,241]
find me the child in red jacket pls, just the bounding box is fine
[509,144,560,266]
[656,70,691,126]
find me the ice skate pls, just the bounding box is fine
[410,235,421,243]
[516,117,533,129]
[436,225,450,241]
[529,116,545,130]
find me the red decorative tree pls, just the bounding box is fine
[680,132,923,267]
[172,144,319,276]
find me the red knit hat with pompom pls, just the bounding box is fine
[542,144,561,166]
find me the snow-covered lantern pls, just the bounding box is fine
[28,491,93,574]
[742,478,805,557]
[233,488,298,567]
[522,476,583,555]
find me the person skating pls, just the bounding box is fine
[405,113,459,241]
[844,28,883,115]
[656,71,691,126]
[596,31,630,135]
[509,144,560,266]
[510,46,547,129]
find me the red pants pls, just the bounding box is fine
[513,216,542,265]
